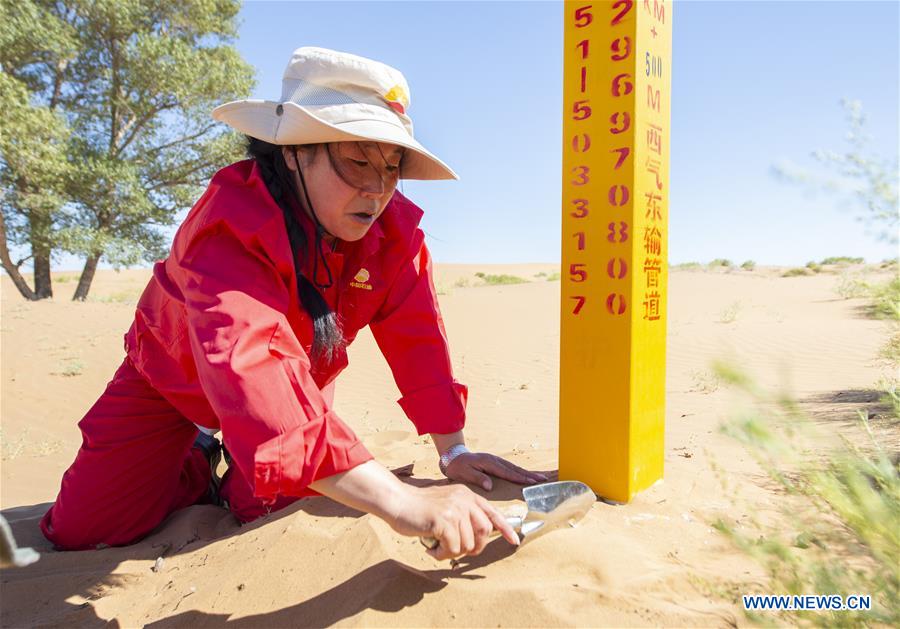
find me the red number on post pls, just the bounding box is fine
[572,133,591,152]
[607,257,628,279]
[571,166,590,186]
[610,37,631,61]
[607,221,629,243]
[609,112,631,134]
[569,263,588,282]
[571,296,586,315]
[606,293,627,315]
[574,5,593,27]
[608,184,629,207]
[574,232,586,250]
[571,198,589,218]
[572,100,591,120]
[576,39,589,59]
[580,66,587,93]
[610,0,633,26]
[610,146,629,169]
[611,73,633,97]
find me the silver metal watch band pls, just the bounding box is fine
[438,443,470,476]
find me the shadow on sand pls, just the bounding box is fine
[0,468,554,626]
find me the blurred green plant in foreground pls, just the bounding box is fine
[711,359,898,627]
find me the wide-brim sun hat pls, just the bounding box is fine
[212,46,458,181]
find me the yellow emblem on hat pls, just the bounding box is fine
[383,85,409,114]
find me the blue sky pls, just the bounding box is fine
[48,1,900,269]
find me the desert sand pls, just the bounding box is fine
[1,262,895,627]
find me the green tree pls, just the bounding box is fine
[0,1,77,299]
[0,0,254,300]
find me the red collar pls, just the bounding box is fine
[290,190,388,285]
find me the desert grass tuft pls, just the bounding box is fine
[782,267,812,277]
[820,256,865,266]
[474,272,528,286]
[718,301,742,324]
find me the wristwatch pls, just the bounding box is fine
[438,443,470,476]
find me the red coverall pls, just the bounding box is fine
[41,160,468,550]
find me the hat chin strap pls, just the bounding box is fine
[293,148,335,290]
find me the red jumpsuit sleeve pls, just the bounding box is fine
[369,230,468,435]
[176,221,372,502]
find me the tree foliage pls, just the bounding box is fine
[772,99,899,247]
[0,0,254,300]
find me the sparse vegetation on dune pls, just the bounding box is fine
[820,256,866,266]
[474,272,529,286]
[865,276,900,321]
[782,267,812,277]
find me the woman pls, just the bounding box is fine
[41,47,545,560]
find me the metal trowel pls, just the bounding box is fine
[421,480,595,550]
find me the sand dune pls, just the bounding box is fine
[1,263,894,627]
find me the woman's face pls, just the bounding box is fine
[283,141,403,242]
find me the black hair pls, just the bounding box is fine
[245,137,344,364]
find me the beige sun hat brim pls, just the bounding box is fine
[212,100,458,181]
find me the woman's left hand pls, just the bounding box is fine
[444,452,549,491]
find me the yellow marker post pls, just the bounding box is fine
[559,0,672,502]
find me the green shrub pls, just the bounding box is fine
[475,273,528,286]
[672,262,702,270]
[881,328,900,363]
[835,273,870,299]
[821,256,865,266]
[865,276,900,321]
[545,272,561,282]
[806,261,822,273]
[740,260,756,270]
[58,359,84,377]
[782,268,811,277]
[709,258,733,268]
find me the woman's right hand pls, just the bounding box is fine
[388,484,520,560]
[309,460,519,560]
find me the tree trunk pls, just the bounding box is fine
[28,208,53,299]
[0,213,38,300]
[72,253,101,301]
[32,252,52,299]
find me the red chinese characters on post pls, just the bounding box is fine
[643,257,662,288]
[644,192,663,222]
[646,124,662,156]
[643,225,662,256]
[642,290,661,321]
[645,156,663,191]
